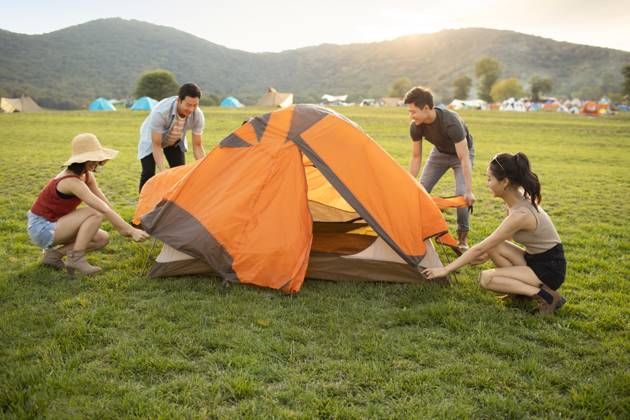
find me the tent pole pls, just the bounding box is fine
[437,241,457,286]
[141,238,158,276]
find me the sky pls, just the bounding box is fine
[1,0,629,53]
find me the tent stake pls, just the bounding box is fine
[141,238,157,276]
[437,241,458,286]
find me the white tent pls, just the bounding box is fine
[0,95,43,113]
[448,99,487,110]
[379,97,403,107]
[0,98,17,113]
[256,87,294,108]
[500,98,527,112]
[321,94,348,103]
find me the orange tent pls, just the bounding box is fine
[581,101,599,116]
[135,105,463,293]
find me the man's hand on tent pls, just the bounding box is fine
[464,191,475,207]
[422,267,448,280]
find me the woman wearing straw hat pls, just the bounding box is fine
[27,133,149,275]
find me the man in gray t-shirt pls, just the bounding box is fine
[404,86,475,252]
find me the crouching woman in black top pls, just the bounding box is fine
[423,152,567,314]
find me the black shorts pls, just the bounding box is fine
[524,243,566,290]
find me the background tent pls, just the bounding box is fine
[0,98,17,113]
[134,105,463,293]
[581,101,599,116]
[256,87,294,108]
[88,97,116,111]
[448,99,487,110]
[321,94,350,106]
[109,99,127,109]
[131,96,158,111]
[0,95,43,113]
[500,98,527,112]
[379,97,403,107]
[219,96,244,108]
[321,94,348,103]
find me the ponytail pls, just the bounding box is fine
[489,152,542,209]
[513,152,541,208]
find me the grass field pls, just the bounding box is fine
[1,107,629,418]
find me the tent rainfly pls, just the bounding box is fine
[134,105,465,293]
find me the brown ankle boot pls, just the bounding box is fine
[65,250,101,276]
[537,285,567,315]
[42,247,65,270]
[457,229,469,253]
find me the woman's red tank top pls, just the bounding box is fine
[30,174,86,222]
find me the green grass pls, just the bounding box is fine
[1,107,629,418]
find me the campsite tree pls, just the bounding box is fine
[490,77,526,102]
[475,57,502,102]
[453,76,472,100]
[600,73,618,96]
[200,93,220,106]
[623,64,630,97]
[389,77,413,98]
[530,76,553,102]
[135,70,179,100]
[575,85,604,101]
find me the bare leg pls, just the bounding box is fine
[53,208,104,251]
[479,265,543,296]
[86,229,109,250]
[51,208,108,275]
[479,250,566,314]
[59,229,109,253]
[487,240,527,268]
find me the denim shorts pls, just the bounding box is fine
[27,210,57,249]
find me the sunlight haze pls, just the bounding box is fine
[2,0,629,52]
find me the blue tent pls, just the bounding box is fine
[88,97,116,111]
[220,96,244,108]
[130,96,158,111]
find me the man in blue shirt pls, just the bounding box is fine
[137,83,206,192]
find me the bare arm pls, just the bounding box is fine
[86,172,113,209]
[454,139,474,206]
[423,212,532,278]
[151,131,166,172]
[469,252,490,265]
[409,141,422,178]
[60,178,149,241]
[191,133,205,160]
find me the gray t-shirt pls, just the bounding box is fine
[409,106,473,155]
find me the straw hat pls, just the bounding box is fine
[63,133,119,166]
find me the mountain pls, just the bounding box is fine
[1,18,628,108]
